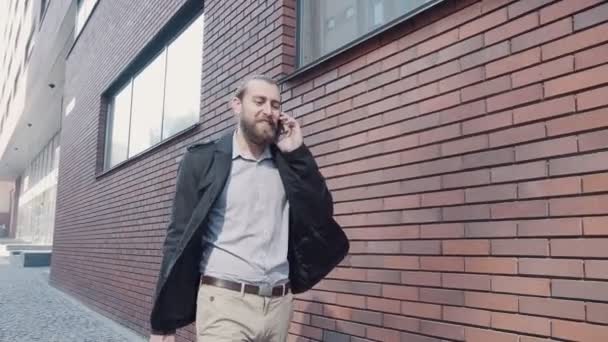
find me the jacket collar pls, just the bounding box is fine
[215,128,277,160]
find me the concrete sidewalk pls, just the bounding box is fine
[0,257,147,342]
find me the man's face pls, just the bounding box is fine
[232,80,281,145]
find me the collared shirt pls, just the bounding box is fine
[199,132,290,286]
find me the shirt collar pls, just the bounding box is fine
[232,131,272,161]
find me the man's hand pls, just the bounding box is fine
[149,334,175,342]
[276,112,303,153]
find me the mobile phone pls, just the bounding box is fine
[275,118,286,142]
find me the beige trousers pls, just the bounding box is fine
[196,283,294,341]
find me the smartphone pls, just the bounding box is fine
[275,118,286,142]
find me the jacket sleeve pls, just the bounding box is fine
[281,143,333,221]
[150,150,200,334]
[163,151,200,255]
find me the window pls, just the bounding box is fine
[298,0,440,67]
[104,13,204,169]
[75,0,98,37]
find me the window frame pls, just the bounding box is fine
[292,0,446,76]
[101,12,204,173]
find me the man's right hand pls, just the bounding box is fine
[149,334,175,342]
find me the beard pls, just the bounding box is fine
[240,116,277,146]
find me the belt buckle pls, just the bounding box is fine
[258,283,273,297]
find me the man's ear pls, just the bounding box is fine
[230,97,242,116]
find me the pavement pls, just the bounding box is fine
[0,256,147,342]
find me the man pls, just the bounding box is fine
[149,75,349,341]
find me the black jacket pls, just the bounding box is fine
[150,131,350,334]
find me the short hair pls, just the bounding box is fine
[234,74,279,100]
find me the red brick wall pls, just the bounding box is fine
[281,0,608,341]
[53,0,608,341]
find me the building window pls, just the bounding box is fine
[298,0,440,67]
[75,0,98,37]
[104,13,204,169]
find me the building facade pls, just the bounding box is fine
[0,0,74,244]
[50,0,608,341]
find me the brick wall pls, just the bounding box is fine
[53,0,608,341]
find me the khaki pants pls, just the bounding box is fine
[196,283,294,341]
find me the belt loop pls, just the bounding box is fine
[282,283,286,296]
[240,282,245,296]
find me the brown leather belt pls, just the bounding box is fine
[201,275,291,297]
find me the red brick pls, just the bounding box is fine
[442,273,491,291]
[460,8,508,39]
[553,279,608,301]
[519,258,584,277]
[382,314,420,332]
[381,48,417,71]
[486,48,541,78]
[420,223,465,239]
[491,312,551,336]
[378,256,420,270]
[461,75,511,102]
[481,0,512,13]
[441,135,489,156]
[550,194,608,216]
[418,91,461,114]
[584,172,608,193]
[546,63,608,97]
[383,194,421,211]
[520,297,586,320]
[577,85,608,111]
[586,260,608,279]
[419,320,465,340]
[512,17,573,52]
[508,0,553,18]
[552,320,608,342]
[420,256,464,272]
[439,169,488,188]
[442,240,491,256]
[518,176,581,198]
[443,306,491,327]
[573,2,608,31]
[541,0,604,24]
[487,83,544,112]
[575,42,608,70]
[382,284,419,301]
[439,99,487,125]
[552,238,608,257]
[465,291,519,312]
[489,122,546,148]
[420,288,465,306]
[460,41,510,70]
[587,302,608,324]
[513,95,575,124]
[462,110,513,135]
[345,226,419,241]
[465,257,518,274]
[310,315,336,330]
[401,271,442,287]
[366,327,399,342]
[465,184,517,203]
[518,218,583,237]
[462,147,515,169]
[290,322,323,340]
[401,301,442,319]
[442,204,491,221]
[417,29,460,56]
[465,327,518,342]
[417,60,460,85]
[366,270,402,284]
[485,12,539,45]
[580,129,608,152]
[542,22,608,60]
[336,320,368,337]
[584,216,608,235]
[512,56,574,88]
[491,276,550,296]
[420,190,465,207]
[419,123,461,145]
[466,221,517,238]
[367,297,401,314]
[492,238,549,256]
[549,151,608,176]
[491,200,548,219]
[400,240,441,255]
[439,67,485,93]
